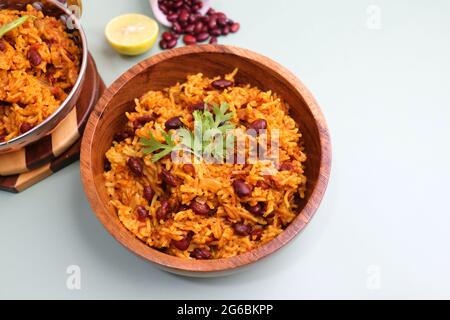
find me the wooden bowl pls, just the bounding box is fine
[81,45,332,277]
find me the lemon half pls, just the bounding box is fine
[105,14,159,56]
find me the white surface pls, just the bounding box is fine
[1,0,450,299]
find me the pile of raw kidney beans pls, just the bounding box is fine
[158,0,240,49]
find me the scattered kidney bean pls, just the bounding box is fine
[209,36,217,44]
[184,24,195,34]
[162,31,173,41]
[159,39,169,50]
[162,40,175,50]
[143,186,155,203]
[27,48,42,66]
[183,34,197,45]
[136,205,149,222]
[172,231,194,251]
[195,32,209,42]
[221,26,230,36]
[165,116,183,130]
[20,122,34,134]
[248,119,267,131]
[104,158,112,171]
[161,167,181,187]
[127,157,144,177]
[156,199,170,221]
[279,161,295,171]
[157,0,240,49]
[230,22,240,33]
[182,163,195,176]
[233,223,252,236]
[0,40,6,52]
[190,199,210,216]
[211,79,233,90]
[191,247,212,259]
[232,179,252,197]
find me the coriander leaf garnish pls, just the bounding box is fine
[141,127,179,163]
[140,102,236,163]
[0,16,35,38]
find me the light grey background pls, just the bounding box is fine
[1,0,449,299]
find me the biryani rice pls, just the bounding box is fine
[104,71,308,259]
[0,5,81,141]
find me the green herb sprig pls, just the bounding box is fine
[140,102,236,163]
[0,16,35,39]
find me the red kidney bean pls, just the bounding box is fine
[255,179,270,190]
[217,17,227,27]
[136,205,149,222]
[0,40,6,52]
[27,48,42,66]
[178,9,189,22]
[221,26,230,36]
[201,24,209,33]
[133,113,156,130]
[165,116,183,130]
[195,32,209,42]
[232,179,252,197]
[279,161,295,171]
[230,22,240,33]
[113,129,133,142]
[159,39,168,50]
[182,164,195,176]
[248,119,267,131]
[104,158,112,172]
[191,248,212,259]
[210,28,222,37]
[190,102,209,112]
[250,228,263,241]
[156,199,170,221]
[127,157,144,177]
[183,34,196,45]
[167,13,178,22]
[207,18,217,30]
[166,38,177,49]
[190,199,210,216]
[211,79,233,90]
[194,21,204,34]
[172,231,194,251]
[171,22,183,34]
[0,134,6,143]
[206,8,215,16]
[20,122,34,134]
[184,24,195,34]
[171,32,180,40]
[162,31,173,41]
[143,186,155,203]
[233,223,252,236]
[209,36,217,44]
[161,167,181,187]
[245,203,265,217]
[214,12,227,20]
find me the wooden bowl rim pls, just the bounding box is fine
[81,45,332,273]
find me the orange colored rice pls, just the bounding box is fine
[104,71,308,259]
[0,5,81,141]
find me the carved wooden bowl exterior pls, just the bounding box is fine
[81,45,332,277]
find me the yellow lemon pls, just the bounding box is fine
[105,14,159,56]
